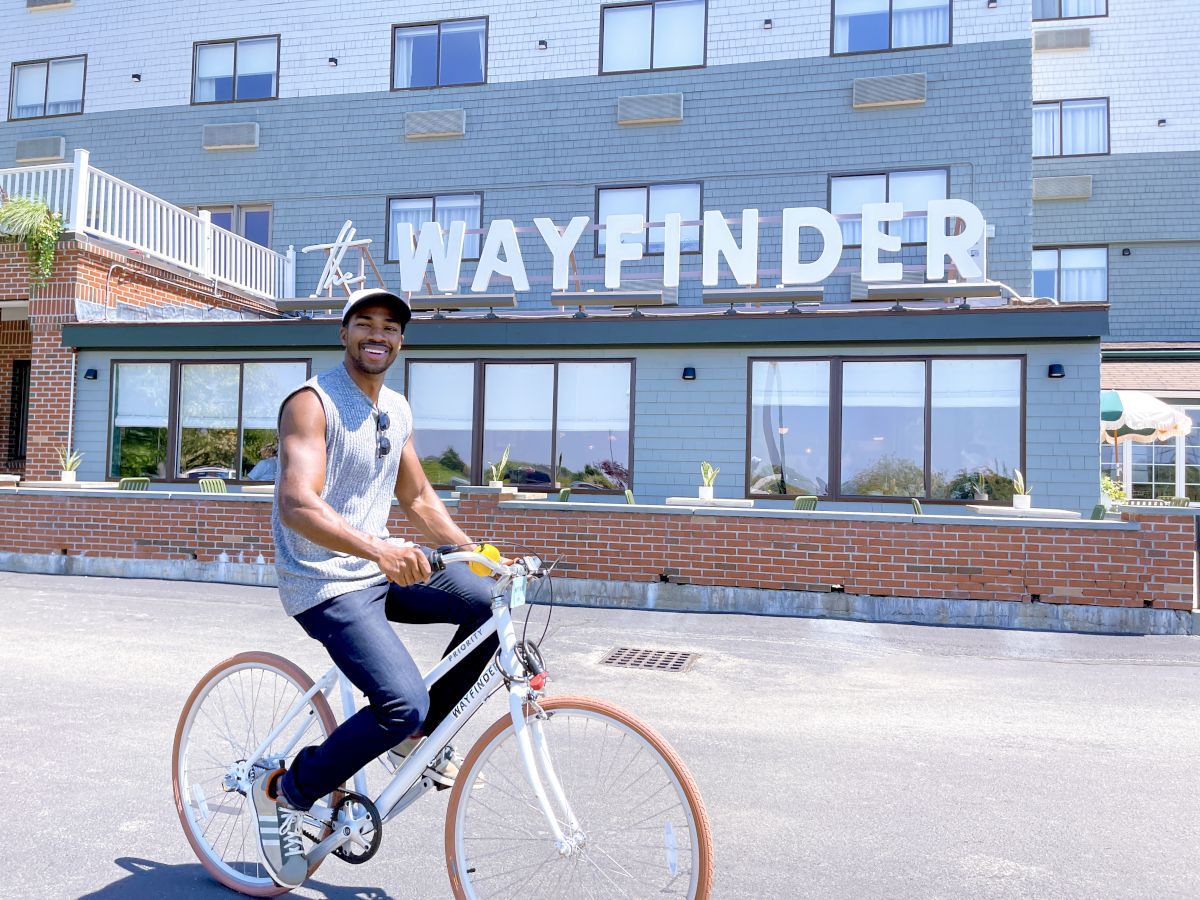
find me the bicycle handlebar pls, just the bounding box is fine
[430,547,546,579]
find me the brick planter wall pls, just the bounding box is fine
[0,488,1193,612]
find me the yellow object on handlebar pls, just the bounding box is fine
[469,543,501,577]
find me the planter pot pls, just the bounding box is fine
[487,480,503,489]
[972,489,989,502]
[60,470,76,483]
[698,485,714,500]
[1012,493,1032,509]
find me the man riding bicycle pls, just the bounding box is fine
[252,287,497,888]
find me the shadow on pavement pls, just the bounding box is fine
[80,857,398,899]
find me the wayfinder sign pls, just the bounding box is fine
[313,200,987,297]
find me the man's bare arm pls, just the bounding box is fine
[276,389,430,584]
[394,436,474,548]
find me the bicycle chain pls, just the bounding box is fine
[303,790,383,865]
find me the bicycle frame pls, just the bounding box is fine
[239,554,584,865]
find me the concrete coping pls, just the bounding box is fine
[497,500,1140,530]
[1116,504,1200,517]
[0,485,461,509]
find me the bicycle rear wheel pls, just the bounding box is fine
[172,651,338,896]
[445,695,713,899]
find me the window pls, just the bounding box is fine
[1033,99,1108,157]
[830,169,947,244]
[748,356,1024,501]
[833,0,950,55]
[601,0,706,74]
[407,360,634,492]
[193,36,279,103]
[198,205,272,248]
[9,55,85,120]
[387,194,482,262]
[597,183,701,255]
[1032,247,1107,302]
[109,360,308,481]
[1107,403,1200,502]
[1034,0,1105,20]
[393,18,486,89]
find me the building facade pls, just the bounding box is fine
[0,0,1132,512]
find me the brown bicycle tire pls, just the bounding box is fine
[444,694,714,899]
[171,651,339,897]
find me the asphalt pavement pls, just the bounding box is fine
[0,571,1198,899]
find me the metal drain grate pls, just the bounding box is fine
[599,647,698,673]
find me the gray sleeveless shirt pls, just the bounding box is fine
[272,364,413,616]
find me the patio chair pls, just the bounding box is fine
[556,488,571,502]
[1127,498,1168,507]
[117,477,150,491]
[1168,496,1190,507]
[1089,504,1107,519]
[199,478,227,493]
[624,489,636,504]
[911,498,924,515]
[792,495,818,511]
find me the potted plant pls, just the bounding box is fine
[0,192,63,290]
[699,461,719,500]
[972,471,989,502]
[1100,473,1127,510]
[56,447,83,483]
[1011,469,1032,509]
[486,445,510,488]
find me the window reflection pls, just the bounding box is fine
[410,362,475,487]
[484,364,554,488]
[840,361,925,496]
[930,359,1021,499]
[749,361,830,496]
[556,363,632,490]
[179,364,240,479]
[111,363,170,478]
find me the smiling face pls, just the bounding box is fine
[341,302,404,376]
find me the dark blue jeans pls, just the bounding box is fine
[279,555,497,810]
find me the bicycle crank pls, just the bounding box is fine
[306,790,383,865]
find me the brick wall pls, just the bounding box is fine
[0,489,1191,611]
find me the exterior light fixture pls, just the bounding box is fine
[1048,364,1066,379]
[1121,248,1131,256]
[83,368,98,380]
[987,0,998,7]
[537,39,549,50]
[328,57,338,67]
[1157,119,1167,127]
[131,73,141,82]
[682,367,696,381]
[763,18,773,29]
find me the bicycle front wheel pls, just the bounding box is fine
[172,651,338,896]
[445,695,713,899]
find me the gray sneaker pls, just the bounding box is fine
[251,768,308,888]
[387,736,460,789]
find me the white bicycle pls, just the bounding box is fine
[172,547,714,898]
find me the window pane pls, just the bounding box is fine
[1060,247,1107,302]
[241,362,306,479]
[598,187,647,254]
[840,361,925,496]
[203,208,234,232]
[111,363,170,478]
[834,0,889,54]
[557,363,632,490]
[12,63,46,118]
[892,0,949,49]
[388,198,434,260]
[1062,99,1108,154]
[45,57,84,114]
[484,364,554,488]
[653,0,705,69]
[394,25,439,88]
[435,194,482,259]
[1062,0,1104,16]
[196,43,235,102]
[410,362,475,486]
[603,5,653,73]
[179,364,239,479]
[440,19,486,86]
[236,38,277,100]
[242,208,271,247]
[831,174,885,245]
[648,183,700,253]
[1033,104,1060,157]
[930,359,1021,499]
[1032,249,1059,299]
[750,361,831,496]
[888,169,945,243]
[1033,0,1059,18]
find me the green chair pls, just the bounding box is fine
[556,488,571,502]
[910,498,924,515]
[624,489,636,504]
[1090,503,1107,519]
[199,478,227,493]
[792,495,818,511]
[118,477,150,491]
[1168,496,1190,507]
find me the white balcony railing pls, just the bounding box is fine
[0,149,294,300]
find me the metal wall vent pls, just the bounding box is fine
[600,648,698,672]
[202,122,259,151]
[15,136,66,164]
[405,109,466,140]
[1034,28,1091,51]
[1033,175,1093,201]
[617,93,684,125]
[620,277,679,305]
[27,0,73,8]
[850,267,925,301]
[852,73,926,109]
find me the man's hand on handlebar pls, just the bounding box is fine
[375,541,432,586]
